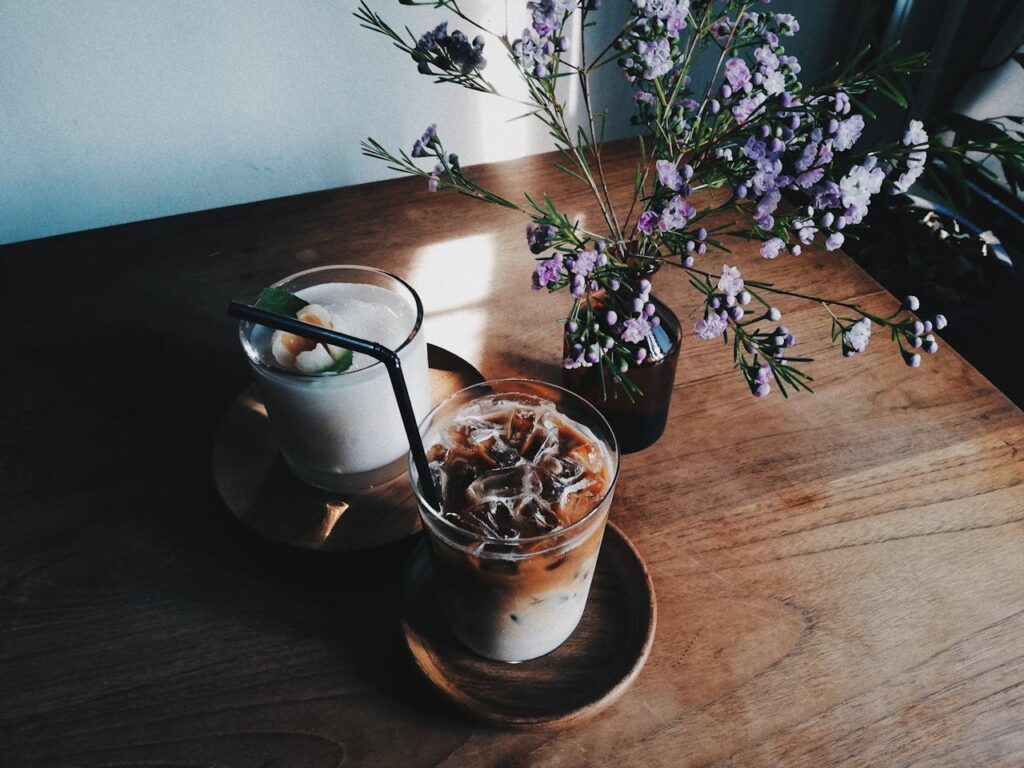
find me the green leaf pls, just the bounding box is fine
[943,112,1009,144]
[324,348,355,373]
[256,287,308,317]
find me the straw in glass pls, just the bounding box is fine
[227,300,442,510]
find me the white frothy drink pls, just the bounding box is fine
[242,270,430,492]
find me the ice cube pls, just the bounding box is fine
[479,435,521,469]
[466,463,541,506]
[516,497,563,537]
[507,409,536,452]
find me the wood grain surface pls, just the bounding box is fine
[402,522,656,729]
[2,140,1023,767]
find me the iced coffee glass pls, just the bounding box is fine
[239,265,430,492]
[410,379,620,662]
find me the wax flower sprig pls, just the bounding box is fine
[358,0,1024,398]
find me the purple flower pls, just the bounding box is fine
[411,124,438,157]
[717,264,744,296]
[773,13,799,35]
[794,167,824,188]
[526,223,557,254]
[636,37,672,79]
[656,159,683,191]
[622,316,652,343]
[529,0,570,37]
[842,317,871,354]
[811,181,842,210]
[754,45,779,71]
[724,57,751,90]
[570,249,600,276]
[637,210,658,235]
[825,232,845,251]
[533,253,564,289]
[733,94,765,125]
[694,313,727,340]
[755,188,782,222]
[743,136,767,161]
[760,237,785,259]
[659,195,696,231]
[833,114,865,152]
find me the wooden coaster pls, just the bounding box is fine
[212,344,484,551]
[401,522,657,728]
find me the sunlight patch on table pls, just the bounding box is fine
[410,233,497,366]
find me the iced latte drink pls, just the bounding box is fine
[411,380,619,662]
[239,265,430,492]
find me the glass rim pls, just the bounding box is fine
[238,264,424,379]
[409,377,621,548]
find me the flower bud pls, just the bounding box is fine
[720,83,733,99]
[735,184,748,199]
[635,347,647,364]
[768,307,781,321]
[650,316,661,327]
[595,239,606,252]
[754,382,771,398]
[683,255,695,267]
[902,350,921,368]
[730,306,744,320]
[633,297,645,313]
[912,320,924,335]
[643,302,656,317]
[925,341,938,354]
[682,164,694,180]
[739,290,752,305]
[923,320,933,333]
[566,320,579,333]
[604,336,615,350]
[911,336,922,349]
[724,294,737,308]
[903,295,920,311]
[697,227,707,241]
[820,212,834,227]
[934,314,947,330]
[609,278,620,291]
[606,310,618,326]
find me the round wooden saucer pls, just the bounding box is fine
[212,344,484,551]
[401,522,657,728]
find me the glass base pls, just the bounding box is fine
[283,452,409,493]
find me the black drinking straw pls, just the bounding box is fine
[228,300,442,511]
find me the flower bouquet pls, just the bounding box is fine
[356,0,1017,448]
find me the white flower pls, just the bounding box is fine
[763,70,786,96]
[902,119,928,147]
[717,264,744,296]
[843,317,872,353]
[694,313,727,340]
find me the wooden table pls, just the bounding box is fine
[3,142,1023,767]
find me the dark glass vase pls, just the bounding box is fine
[561,294,682,453]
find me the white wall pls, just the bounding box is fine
[0,0,637,245]
[0,1,848,246]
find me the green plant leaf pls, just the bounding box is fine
[324,349,355,373]
[256,287,308,317]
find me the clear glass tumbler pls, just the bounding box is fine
[409,379,620,662]
[239,264,430,492]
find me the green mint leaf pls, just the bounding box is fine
[255,287,308,317]
[324,348,354,373]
